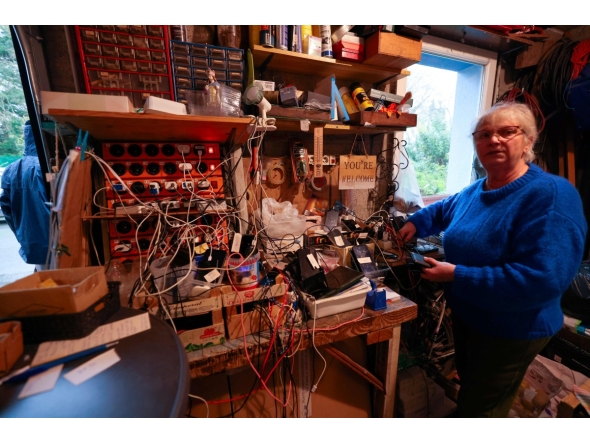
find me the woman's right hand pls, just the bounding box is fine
[398,221,417,242]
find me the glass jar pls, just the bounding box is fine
[217,25,241,48]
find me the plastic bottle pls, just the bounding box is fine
[301,25,312,54]
[320,25,333,58]
[349,82,374,111]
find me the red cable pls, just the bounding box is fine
[571,39,590,80]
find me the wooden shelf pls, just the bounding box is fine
[47,109,255,145]
[252,45,410,85]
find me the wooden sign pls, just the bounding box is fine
[338,155,377,190]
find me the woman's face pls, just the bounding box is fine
[474,111,532,173]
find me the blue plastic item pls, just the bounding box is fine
[365,280,387,311]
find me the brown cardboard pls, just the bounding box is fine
[557,378,590,417]
[0,321,24,373]
[41,91,135,115]
[213,276,285,307]
[224,299,284,340]
[0,266,108,317]
[364,31,422,70]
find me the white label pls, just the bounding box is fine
[357,257,372,264]
[358,232,368,239]
[64,349,121,386]
[300,119,310,132]
[18,364,63,399]
[334,236,345,247]
[231,233,242,253]
[204,269,221,283]
[307,254,320,269]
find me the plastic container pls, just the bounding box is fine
[217,26,241,49]
[304,280,371,319]
[228,253,260,290]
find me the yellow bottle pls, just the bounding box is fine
[301,25,312,54]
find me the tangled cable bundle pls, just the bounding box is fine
[570,39,590,80]
[498,87,546,134]
[533,38,578,111]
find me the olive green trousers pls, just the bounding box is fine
[452,314,551,418]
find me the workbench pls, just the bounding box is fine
[186,295,417,417]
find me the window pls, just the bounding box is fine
[402,36,497,197]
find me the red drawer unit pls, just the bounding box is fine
[75,25,175,108]
[102,142,222,162]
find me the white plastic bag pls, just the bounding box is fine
[395,157,424,211]
[260,198,306,239]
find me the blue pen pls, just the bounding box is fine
[0,341,118,385]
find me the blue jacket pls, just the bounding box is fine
[408,163,587,340]
[0,123,50,264]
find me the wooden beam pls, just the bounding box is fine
[324,344,384,392]
[367,327,394,345]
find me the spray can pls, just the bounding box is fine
[320,25,333,58]
[276,25,289,50]
[339,86,360,115]
[260,25,275,48]
[349,82,374,111]
[301,25,312,54]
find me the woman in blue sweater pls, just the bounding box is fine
[399,102,587,417]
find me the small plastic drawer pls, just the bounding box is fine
[151,51,166,62]
[175,65,192,77]
[81,29,100,42]
[116,33,133,46]
[194,78,208,90]
[192,67,208,79]
[133,37,149,49]
[152,63,168,74]
[96,25,115,31]
[121,60,138,72]
[228,82,243,91]
[129,25,147,35]
[227,60,244,71]
[190,44,208,57]
[191,56,209,68]
[103,58,121,70]
[134,74,170,92]
[85,56,103,68]
[209,59,227,70]
[100,32,117,44]
[176,88,192,100]
[171,42,189,53]
[227,70,243,81]
[214,70,227,81]
[147,26,164,38]
[175,76,192,88]
[119,47,135,59]
[173,53,191,66]
[83,43,101,55]
[135,49,151,60]
[137,62,152,73]
[227,49,243,61]
[208,47,226,59]
[114,25,130,34]
[149,39,165,50]
[89,71,131,89]
[101,45,119,57]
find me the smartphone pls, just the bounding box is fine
[410,252,432,268]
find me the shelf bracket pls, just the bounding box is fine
[258,54,274,79]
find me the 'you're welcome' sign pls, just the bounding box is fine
[338,155,377,190]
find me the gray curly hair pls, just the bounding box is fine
[473,102,538,162]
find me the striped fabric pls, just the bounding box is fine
[573,384,590,415]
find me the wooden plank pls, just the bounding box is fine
[324,344,384,392]
[515,28,563,69]
[367,327,395,345]
[373,325,401,418]
[187,296,417,379]
[47,109,254,145]
[364,32,422,70]
[252,45,409,85]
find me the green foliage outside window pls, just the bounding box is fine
[0,25,28,167]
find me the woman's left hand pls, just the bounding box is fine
[420,257,456,282]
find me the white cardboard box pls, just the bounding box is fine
[144,96,187,115]
[304,280,371,319]
[41,91,134,115]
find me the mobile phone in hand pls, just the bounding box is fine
[410,252,432,268]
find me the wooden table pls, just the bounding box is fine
[185,295,417,417]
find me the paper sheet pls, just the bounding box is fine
[18,364,63,399]
[32,313,150,367]
[385,288,402,301]
[64,349,121,386]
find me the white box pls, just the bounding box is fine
[303,280,371,319]
[254,80,275,92]
[144,96,187,115]
[41,91,134,115]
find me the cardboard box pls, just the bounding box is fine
[0,321,23,373]
[557,378,590,417]
[41,91,135,115]
[0,267,108,317]
[364,31,422,70]
[224,300,284,340]
[214,277,285,308]
[177,311,226,351]
[303,280,371,319]
[144,96,187,115]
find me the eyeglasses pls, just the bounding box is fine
[472,126,522,141]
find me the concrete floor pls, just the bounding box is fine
[0,222,35,286]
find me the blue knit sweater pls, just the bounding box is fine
[408,163,587,340]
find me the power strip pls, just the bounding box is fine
[308,154,336,166]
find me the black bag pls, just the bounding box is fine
[561,261,590,322]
